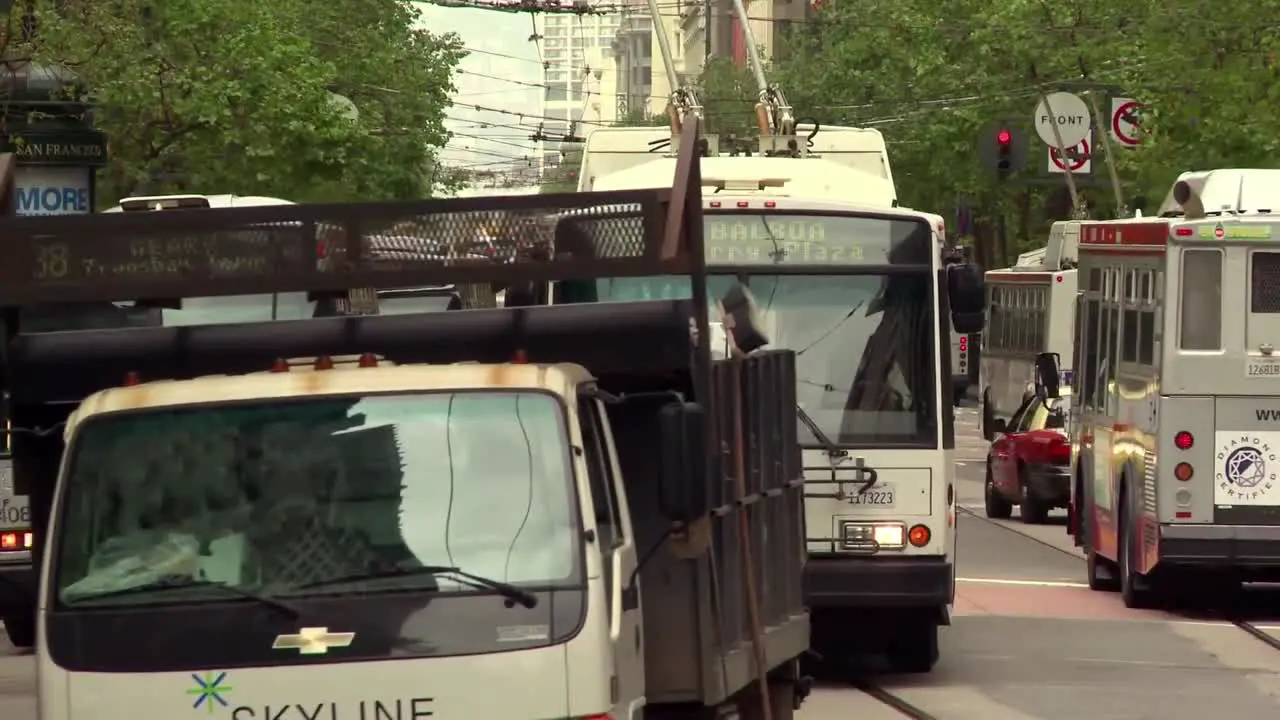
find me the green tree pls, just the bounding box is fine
[616,108,667,127]
[1118,3,1280,201]
[698,58,759,137]
[20,0,462,204]
[764,0,1153,262]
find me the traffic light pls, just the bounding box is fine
[980,123,1028,181]
[995,128,1013,176]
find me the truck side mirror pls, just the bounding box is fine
[718,284,768,355]
[658,401,707,522]
[946,263,986,334]
[1035,352,1061,399]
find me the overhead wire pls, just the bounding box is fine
[436,0,1253,186]
[451,131,540,152]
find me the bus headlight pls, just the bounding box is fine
[840,521,906,551]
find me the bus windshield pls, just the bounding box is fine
[598,273,938,446]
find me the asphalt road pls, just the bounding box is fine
[799,405,1280,719]
[6,404,1280,719]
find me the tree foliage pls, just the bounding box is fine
[12,0,464,204]
[695,0,1280,264]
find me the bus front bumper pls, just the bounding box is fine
[804,554,952,608]
[1160,524,1280,568]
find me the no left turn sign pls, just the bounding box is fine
[1110,98,1145,147]
[1048,136,1091,174]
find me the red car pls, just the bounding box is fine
[983,391,1072,524]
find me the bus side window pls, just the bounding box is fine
[1137,271,1156,365]
[1121,270,1140,364]
[1086,298,1102,410]
[1180,249,1222,350]
[1104,268,1121,412]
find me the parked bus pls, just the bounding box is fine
[1059,168,1280,607]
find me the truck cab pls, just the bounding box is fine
[41,357,656,720]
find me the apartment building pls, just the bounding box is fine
[678,0,734,78]
[678,0,806,74]
[534,12,621,176]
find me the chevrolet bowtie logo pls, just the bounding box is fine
[272,627,356,655]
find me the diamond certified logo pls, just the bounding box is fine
[188,671,232,714]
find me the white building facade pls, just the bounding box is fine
[535,13,621,176]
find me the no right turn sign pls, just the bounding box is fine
[1110,98,1145,147]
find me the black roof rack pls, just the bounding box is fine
[0,120,707,307]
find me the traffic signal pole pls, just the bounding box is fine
[1086,91,1127,216]
[1038,92,1083,217]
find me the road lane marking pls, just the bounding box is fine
[957,576,1089,588]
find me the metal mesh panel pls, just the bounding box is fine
[0,190,680,306]
[1252,252,1280,313]
[705,351,803,654]
[255,512,377,589]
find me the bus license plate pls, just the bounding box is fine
[1247,358,1280,377]
[848,484,895,507]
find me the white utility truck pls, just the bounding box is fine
[0,129,811,719]
[564,114,985,672]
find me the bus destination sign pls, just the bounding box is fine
[23,229,312,287]
[704,213,931,265]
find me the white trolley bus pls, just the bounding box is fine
[573,126,986,671]
[981,220,1079,437]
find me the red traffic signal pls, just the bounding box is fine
[983,123,1024,180]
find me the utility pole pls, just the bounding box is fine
[1086,91,1127,217]
[1038,91,1083,218]
[703,0,712,70]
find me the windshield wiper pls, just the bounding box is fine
[297,565,539,608]
[796,404,848,462]
[65,575,300,617]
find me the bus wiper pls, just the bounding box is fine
[66,575,300,617]
[796,404,848,462]
[297,565,539,608]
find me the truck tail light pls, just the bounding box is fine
[1174,462,1194,481]
[1174,431,1193,450]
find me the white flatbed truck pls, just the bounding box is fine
[0,123,811,720]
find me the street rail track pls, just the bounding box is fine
[1232,619,1280,652]
[959,507,1280,656]
[853,680,938,719]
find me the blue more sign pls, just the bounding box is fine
[13,167,91,216]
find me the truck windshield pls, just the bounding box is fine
[598,273,937,446]
[54,391,579,607]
